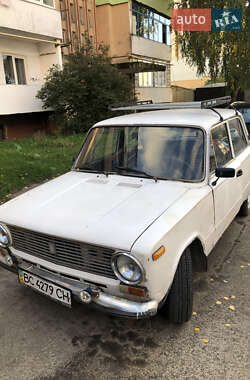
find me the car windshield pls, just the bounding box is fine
[74,126,205,181]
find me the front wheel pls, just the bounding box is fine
[238,199,248,217]
[161,248,193,323]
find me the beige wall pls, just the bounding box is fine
[132,35,171,62]
[96,2,131,60]
[0,0,62,40]
[135,87,172,103]
[172,86,194,102]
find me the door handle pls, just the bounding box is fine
[236,169,243,177]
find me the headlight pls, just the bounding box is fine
[0,224,12,248]
[111,252,144,285]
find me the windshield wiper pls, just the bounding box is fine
[75,165,110,176]
[114,166,158,182]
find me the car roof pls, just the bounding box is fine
[94,108,237,131]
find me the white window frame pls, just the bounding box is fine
[24,0,55,9]
[2,54,27,85]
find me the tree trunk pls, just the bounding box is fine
[231,88,240,102]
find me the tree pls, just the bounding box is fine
[37,38,135,133]
[173,0,250,101]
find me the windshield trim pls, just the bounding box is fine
[73,124,207,183]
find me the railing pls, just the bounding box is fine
[0,0,62,40]
[0,85,50,115]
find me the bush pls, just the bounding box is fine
[37,38,135,133]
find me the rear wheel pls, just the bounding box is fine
[238,199,248,217]
[161,248,193,323]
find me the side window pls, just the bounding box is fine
[211,124,233,167]
[209,135,216,172]
[228,118,247,156]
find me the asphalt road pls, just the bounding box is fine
[0,213,249,380]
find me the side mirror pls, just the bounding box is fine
[212,167,235,186]
[215,167,235,178]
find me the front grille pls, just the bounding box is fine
[8,225,116,279]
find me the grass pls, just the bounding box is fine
[0,134,85,204]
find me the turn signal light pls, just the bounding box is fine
[119,284,146,297]
[152,245,165,261]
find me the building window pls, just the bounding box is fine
[72,32,79,50]
[88,9,92,28]
[132,0,171,45]
[43,0,54,6]
[79,6,84,25]
[135,71,169,88]
[62,29,69,43]
[60,0,66,20]
[28,0,54,7]
[3,55,26,85]
[70,3,76,23]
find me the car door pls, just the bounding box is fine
[209,122,240,242]
[227,116,250,205]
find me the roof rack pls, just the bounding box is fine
[110,96,232,112]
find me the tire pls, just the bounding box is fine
[238,199,249,217]
[161,248,193,323]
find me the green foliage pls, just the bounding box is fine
[0,135,84,203]
[173,1,250,100]
[37,38,135,133]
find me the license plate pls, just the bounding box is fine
[18,269,71,307]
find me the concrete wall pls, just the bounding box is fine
[96,2,131,60]
[0,85,48,115]
[0,0,62,40]
[171,33,204,83]
[132,35,171,62]
[135,86,172,103]
[172,86,194,102]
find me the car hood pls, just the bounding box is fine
[0,171,189,250]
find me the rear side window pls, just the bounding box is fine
[211,123,233,168]
[228,118,247,156]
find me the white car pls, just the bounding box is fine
[0,97,249,323]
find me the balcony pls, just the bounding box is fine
[0,85,49,115]
[0,0,62,40]
[131,35,171,62]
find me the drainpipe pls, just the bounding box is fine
[56,41,63,69]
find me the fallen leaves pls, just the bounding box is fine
[216,301,222,305]
[223,297,229,300]
[203,339,209,344]
[229,305,235,311]
[225,324,231,327]
[194,328,200,332]
[192,312,197,316]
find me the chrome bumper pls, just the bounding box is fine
[0,259,158,319]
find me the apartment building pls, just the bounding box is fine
[96,0,172,103]
[56,0,97,56]
[0,0,62,140]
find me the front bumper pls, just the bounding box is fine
[0,258,158,319]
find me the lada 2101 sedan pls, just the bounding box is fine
[0,97,249,323]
